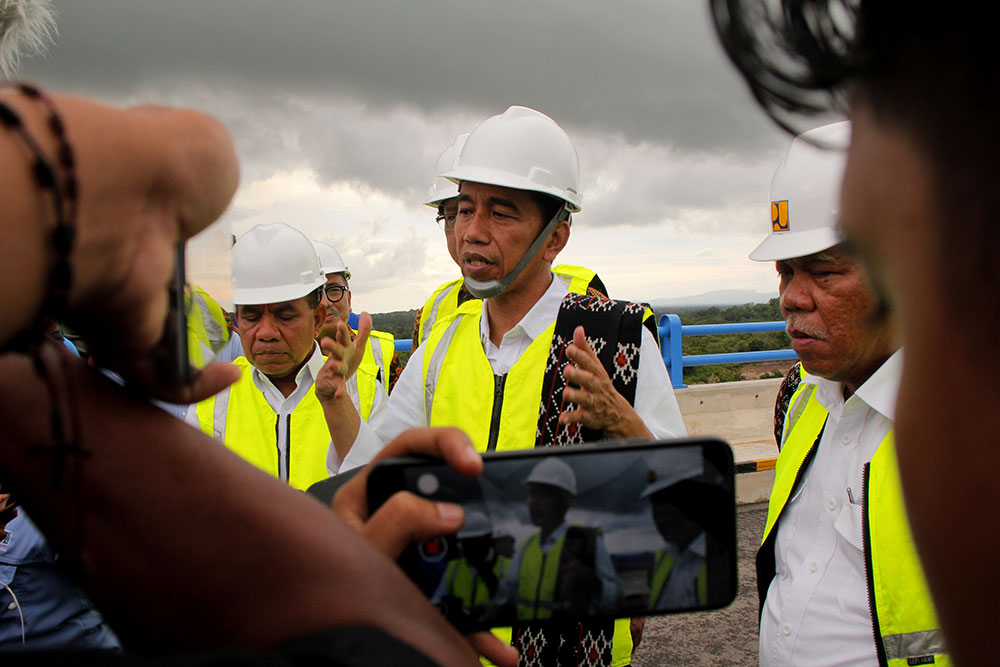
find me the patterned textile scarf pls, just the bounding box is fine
[512,293,646,667]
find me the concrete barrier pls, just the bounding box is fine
[675,378,781,504]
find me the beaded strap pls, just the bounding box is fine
[0,82,77,342]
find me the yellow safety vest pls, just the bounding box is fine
[186,285,230,368]
[443,556,510,609]
[761,380,950,667]
[420,298,633,666]
[647,548,707,609]
[417,265,601,347]
[194,357,331,491]
[353,328,394,420]
[515,531,566,620]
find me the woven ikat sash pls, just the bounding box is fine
[512,292,646,667]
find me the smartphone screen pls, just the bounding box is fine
[367,437,737,632]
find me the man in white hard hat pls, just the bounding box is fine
[752,122,945,666]
[187,223,369,491]
[492,457,619,623]
[640,448,733,612]
[410,133,609,352]
[431,508,509,619]
[312,241,396,415]
[319,105,684,666]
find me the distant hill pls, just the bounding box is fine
[648,289,777,309]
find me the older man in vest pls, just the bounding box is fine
[318,106,686,667]
[188,223,372,490]
[752,122,947,666]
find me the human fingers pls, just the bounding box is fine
[332,427,481,531]
[362,492,464,558]
[468,632,519,667]
[155,362,241,404]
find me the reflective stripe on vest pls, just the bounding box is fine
[762,377,949,666]
[194,357,331,491]
[867,435,949,666]
[353,329,394,421]
[552,263,597,295]
[186,286,230,368]
[515,532,564,620]
[419,278,465,345]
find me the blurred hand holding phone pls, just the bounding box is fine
[367,437,738,632]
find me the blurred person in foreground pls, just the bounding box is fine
[0,82,513,664]
[711,1,996,662]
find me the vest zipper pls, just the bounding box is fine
[283,414,292,484]
[273,416,282,481]
[861,462,888,667]
[486,374,507,452]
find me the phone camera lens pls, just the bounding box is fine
[416,473,440,496]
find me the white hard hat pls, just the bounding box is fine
[526,457,577,496]
[311,240,351,282]
[232,223,326,305]
[424,133,469,208]
[457,509,493,539]
[640,447,704,499]
[444,106,582,213]
[749,120,850,262]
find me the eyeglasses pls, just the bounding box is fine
[435,213,457,230]
[323,285,349,303]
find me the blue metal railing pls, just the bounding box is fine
[386,312,794,389]
[657,314,795,389]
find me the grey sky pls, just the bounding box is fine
[20,0,797,311]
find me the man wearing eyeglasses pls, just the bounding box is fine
[187,224,380,489]
[313,240,395,422]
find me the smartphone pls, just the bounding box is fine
[148,243,193,389]
[367,437,738,632]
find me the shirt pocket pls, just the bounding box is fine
[833,502,864,552]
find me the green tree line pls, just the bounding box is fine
[370,299,790,384]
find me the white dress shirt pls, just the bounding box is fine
[188,343,387,475]
[341,273,687,464]
[759,349,902,667]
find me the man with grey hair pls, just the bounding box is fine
[752,121,946,666]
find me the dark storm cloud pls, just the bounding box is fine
[22,0,784,154]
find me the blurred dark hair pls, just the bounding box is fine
[710,1,1000,329]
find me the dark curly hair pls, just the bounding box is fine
[710,1,1000,331]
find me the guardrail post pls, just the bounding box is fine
[658,313,686,389]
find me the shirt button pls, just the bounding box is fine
[842,434,852,444]
[6,601,15,610]
[827,498,837,510]
[809,561,818,573]
[782,624,792,636]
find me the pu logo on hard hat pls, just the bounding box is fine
[772,200,789,232]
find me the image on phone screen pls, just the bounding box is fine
[367,437,737,631]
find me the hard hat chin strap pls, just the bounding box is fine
[465,203,572,299]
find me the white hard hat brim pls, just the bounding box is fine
[443,165,582,213]
[232,278,325,306]
[748,226,843,262]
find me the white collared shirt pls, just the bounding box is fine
[760,349,903,667]
[188,343,388,476]
[655,531,708,610]
[343,273,687,463]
